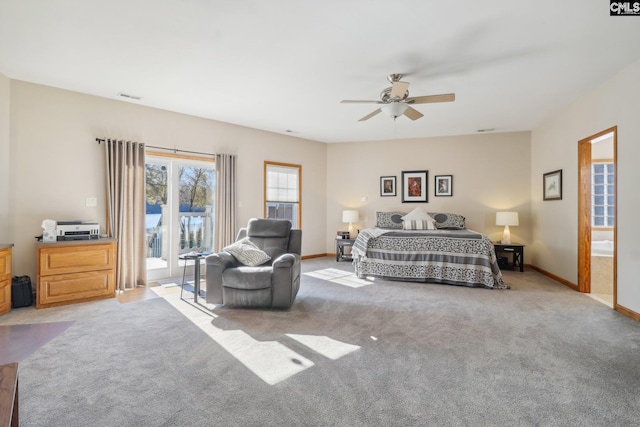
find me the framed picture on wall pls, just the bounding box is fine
[543,169,562,201]
[380,176,396,197]
[402,170,428,203]
[434,175,453,197]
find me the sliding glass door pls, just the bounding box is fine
[146,155,215,281]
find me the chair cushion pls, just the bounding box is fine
[247,218,291,238]
[246,219,292,260]
[223,238,271,266]
[222,287,272,307]
[223,266,273,290]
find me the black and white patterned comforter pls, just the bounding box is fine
[352,227,507,289]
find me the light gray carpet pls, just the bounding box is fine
[2,258,640,427]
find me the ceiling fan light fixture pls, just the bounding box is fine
[381,102,408,119]
[341,75,455,122]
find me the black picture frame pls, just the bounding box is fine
[402,170,428,203]
[380,176,396,197]
[543,169,562,201]
[434,175,453,197]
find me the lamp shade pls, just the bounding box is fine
[496,211,519,226]
[342,210,359,223]
[496,211,518,244]
[381,102,408,119]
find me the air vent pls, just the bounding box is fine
[477,128,495,133]
[118,93,142,101]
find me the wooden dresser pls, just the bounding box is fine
[37,239,116,309]
[0,245,12,315]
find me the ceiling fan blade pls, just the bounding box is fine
[390,81,409,99]
[358,108,382,121]
[340,100,380,104]
[407,93,455,104]
[404,106,424,121]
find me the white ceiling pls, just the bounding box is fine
[1,1,639,143]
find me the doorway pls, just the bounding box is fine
[145,154,215,281]
[578,127,617,308]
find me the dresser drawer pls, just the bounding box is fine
[39,243,115,276]
[0,248,10,281]
[0,247,11,315]
[0,279,10,315]
[37,270,115,308]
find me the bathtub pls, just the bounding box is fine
[592,240,614,257]
[591,240,613,297]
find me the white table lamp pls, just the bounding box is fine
[496,211,519,245]
[342,210,359,235]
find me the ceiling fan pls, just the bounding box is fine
[340,74,455,121]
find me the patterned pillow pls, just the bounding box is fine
[427,212,466,229]
[402,219,436,230]
[223,238,271,266]
[376,211,406,229]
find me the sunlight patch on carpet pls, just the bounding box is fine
[286,334,360,360]
[303,268,371,288]
[150,287,314,385]
[161,282,180,288]
[151,286,182,297]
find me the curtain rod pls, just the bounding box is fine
[96,138,215,158]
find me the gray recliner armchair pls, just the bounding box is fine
[205,218,302,309]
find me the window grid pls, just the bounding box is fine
[264,162,301,228]
[591,162,614,228]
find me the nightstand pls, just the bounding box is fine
[336,239,355,262]
[493,243,524,272]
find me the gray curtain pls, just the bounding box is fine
[214,154,237,250]
[104,139,147,291]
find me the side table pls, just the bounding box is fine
[336,239,355,262]
[179,253,208,303]
[493,243,525,272]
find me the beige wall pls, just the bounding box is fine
[326,132,532,252]
[0,73,10,242]
[9,81,327,279]
[531,60,640,314]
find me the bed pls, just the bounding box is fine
[351,211,507,289]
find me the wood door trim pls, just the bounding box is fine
[577,139,592,293]
[577,126,617,305]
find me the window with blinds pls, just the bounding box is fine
[592,161,614,228]
[264,162,301,228]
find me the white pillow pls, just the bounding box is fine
[223,238,271,266]
[402,219,436,230]
[401,207,435,222]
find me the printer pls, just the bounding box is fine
[55,221,100,241]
